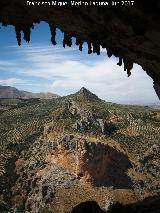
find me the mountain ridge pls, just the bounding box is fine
[76,87,99,100]
[0,85,59,99]
[64,87,102,103]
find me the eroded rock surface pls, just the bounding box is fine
[48,135,132,188]
[12,137,78,212]
[63,93,117,135]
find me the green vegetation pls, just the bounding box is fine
[0,89,159,211]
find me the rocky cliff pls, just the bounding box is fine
[47,134,132,188]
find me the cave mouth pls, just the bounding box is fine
[1,1,160,100]
[0,22,159,105]
[71,201,106,213]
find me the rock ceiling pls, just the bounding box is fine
[0,0,160,99]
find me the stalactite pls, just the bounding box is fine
[107,49,113,58]
[15,26,21,46]
[67,34,72,47]
[63,32,72,48]
[93,43,100,55]
[87,42,92,54]
[31,24,34,29]
[2,22,7,26]
[23,26,31,43]
[127,69,131,77]
[76,37,83,51]
[75,37,80,46]
[49,24,57,45]
[79,43,83,51]
[117,57,123,66]
[123,58,133,77]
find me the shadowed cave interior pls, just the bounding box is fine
[71,195,160,213]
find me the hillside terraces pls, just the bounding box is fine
[0,88,160,212]
[0,98,60,210]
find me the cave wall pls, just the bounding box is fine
[0,0,160,98]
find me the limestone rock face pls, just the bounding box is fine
[12,138,78,212]
[48,135,132,188]
[76,87,99,101]
[65,98,117,134]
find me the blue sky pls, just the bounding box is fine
[0,22,159,104]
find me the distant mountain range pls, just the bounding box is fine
[0,85,59,99]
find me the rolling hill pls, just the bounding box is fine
[0,85,59,99]
[0,87,159,213]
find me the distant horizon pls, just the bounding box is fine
[0,22,159,105]
[0,84,160,106]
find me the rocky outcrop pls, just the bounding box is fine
[75,87,100,101]
[72,119,116,135]
[48,135,132,188]
[97,119,117,135]
[63,90,117,134]
[12,137,78,212]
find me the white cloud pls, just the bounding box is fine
[0,60,15,66]
[1,44,159,104]
[0,78,29,86]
